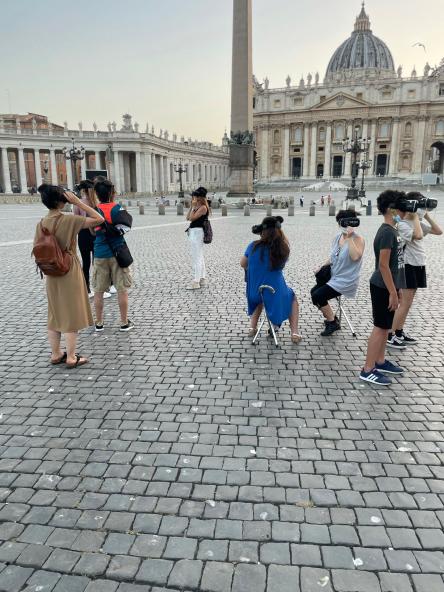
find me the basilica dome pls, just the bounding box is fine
[325,3,395,82]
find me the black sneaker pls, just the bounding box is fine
[95,323,104,332]
[400,331,417,345]
[120,320,134,332]
[386,335,406,350]
[321,319,340,336]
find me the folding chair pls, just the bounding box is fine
[252,285,280,348]
[335,295,357,338]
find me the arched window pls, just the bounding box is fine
[436,120,444,136]
[335,123,344,140]
[273,129,280,144]
[405,122,412,137]
[319,127,326,142]
[294,127,303,142]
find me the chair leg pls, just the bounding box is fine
[265,311,280,347]
[252,315,266,344]
[339,303,357,337]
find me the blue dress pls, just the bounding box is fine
[244,241,295,326]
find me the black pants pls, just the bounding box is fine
[78,229,95,292]
[311,283,341,308]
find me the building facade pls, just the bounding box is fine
[253,5,444,183]
[0,113,229,195]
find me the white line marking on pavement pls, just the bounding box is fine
[0,215,239,247]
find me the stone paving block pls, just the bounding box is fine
[0,565,34,592]
[136,559,173,586]
[17,543,52,568]
[22,569,61,592]
[268,565,300,592]
[291,544,322,566]
[73,553,110,577]
[163,536,197,559]
[332,569,381,592]
[167,559,203,590]
[379,572,413,592]
[300,567,333,592]
[198,539,229,561]
[232,563,266,592]
[321,546,354,569]
[200,561,233,592]
[84,581,119,592]
[106,555,141,581]
[411,574,444,592]
[229,540,258,563]
[52,574,90,592]
[260,542,291,564]
[43,548,81,573]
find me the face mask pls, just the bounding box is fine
[393,214,401,224]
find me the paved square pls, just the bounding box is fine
[0,196,444,591]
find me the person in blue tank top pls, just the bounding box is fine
[240,216,302,343]
[311,209,365,336]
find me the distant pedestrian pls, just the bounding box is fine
[186,186,211,290]
[34,184,104,368]
[321,196,325,206]
[300,195,304,207]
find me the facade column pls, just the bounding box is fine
[324,123,332,177]
[389,118,400,175]
[18,148,27,192]
[34,149,42,188]
[95,151,101,169]
[413,116,427,175]
[1,148,12,193]
[260,128,268,180]
[112,151,121,193]
[282,127,290,178]
[152,154,158,192]
[344,123,353,176]
[145,152,152,193]
[362,120,369,141]
[163,156,168,193]
[302,124,310,177]
[135,151,142,192]
[50,149,58,184]
[80,157,86,180]
[309,123,317,177]
[65,158,74,190]
[368,120,377,174]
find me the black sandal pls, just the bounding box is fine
[66,354,89,369]
[51,352,67,365]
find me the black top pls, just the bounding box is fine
[370,223,406,290]
[189,207,209,229]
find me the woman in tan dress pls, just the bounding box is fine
[35,185,104,368]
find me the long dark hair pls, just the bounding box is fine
[253,226,290,270]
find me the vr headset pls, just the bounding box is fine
[338,217,360,229]
[252,216,284,235]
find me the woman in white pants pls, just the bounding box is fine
[186,187,210,290]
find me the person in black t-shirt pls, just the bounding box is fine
[360,190,407,386]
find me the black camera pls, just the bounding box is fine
[252,216,283,235]
[339,217,360,229]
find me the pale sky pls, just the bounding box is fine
[1,0,442,144]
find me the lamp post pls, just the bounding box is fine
[174,160,188,200]
[342,126,371,205]
[42,158,49,183]
[358,157,372,199]
[62,137,85,188]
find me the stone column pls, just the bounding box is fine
[282,127,290,178]
[18,148,27,192]
[324,123,332,177]
[362,120,369,140]
[95,151,101,169]
[228,0,254,196]
[80,156,86,180]
[34,149,42,188]
[413,116,427,175]
[50,149,58,184]
[65,159,74,190]
[1,147,12,193]
[260,128,268,180]
[344,123,353,176]
[113,151,121,193]
[309,123,317,177]
[152,154,158,192]
[145,152,153,193]
[163,157,168,193]
[303,124,310,177]
[389,118,400,175]
[135,151,142,192]
[368,120,377,174]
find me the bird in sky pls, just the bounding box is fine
[412,42,426,52]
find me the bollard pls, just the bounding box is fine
[136,200,140,206]
[244,204,250,216]
[139,204,144,215]
[329,205,336,216]
[158,204,165,215]
[289,196,295,206]
[349,203,356,213]
[177,203,184,215]
[366,199,372,216]
[221,204,228,217]
[309,205,315,217]
[212,200,219,209]
[288,205,295,216]
[266,205,272,216]
[128,200,132,207]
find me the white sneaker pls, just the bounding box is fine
[103,292,112,299]
[186,282,201,290]
[109,286,117,294]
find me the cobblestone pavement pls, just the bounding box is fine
[0,199,444,592]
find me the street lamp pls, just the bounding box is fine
[358,157,372,199]
[62,137,85,188]
[174,160,188,200]
[42,158,49,183]
[342,126,371,205]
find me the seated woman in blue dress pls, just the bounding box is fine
[240,216,301,343]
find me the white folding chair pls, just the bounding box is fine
[252,285,280,348]
[335,295,357,338]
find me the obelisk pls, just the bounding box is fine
[227,0,255,197]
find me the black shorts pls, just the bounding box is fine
[311,283,341,308]
[405,264,427,289]
[370,283,395,330]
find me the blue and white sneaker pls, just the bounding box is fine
[375,360,404,375]
[359,368,392,386]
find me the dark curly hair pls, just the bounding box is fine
[253,217,289,271]
[38,184,67,210]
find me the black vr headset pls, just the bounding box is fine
[338,217,360,229]
[252,216,284,235]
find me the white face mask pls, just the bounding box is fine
[339,224,348,235]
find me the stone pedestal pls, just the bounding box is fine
[309,205,315,217]
[227,144,254,198]
[329,205,336,216]
[158,204,165,215]
[221,205,228,216]
[288,205,294,216]
[266,205,272,217]
[139,204,145,215]
[177,203,184,215]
